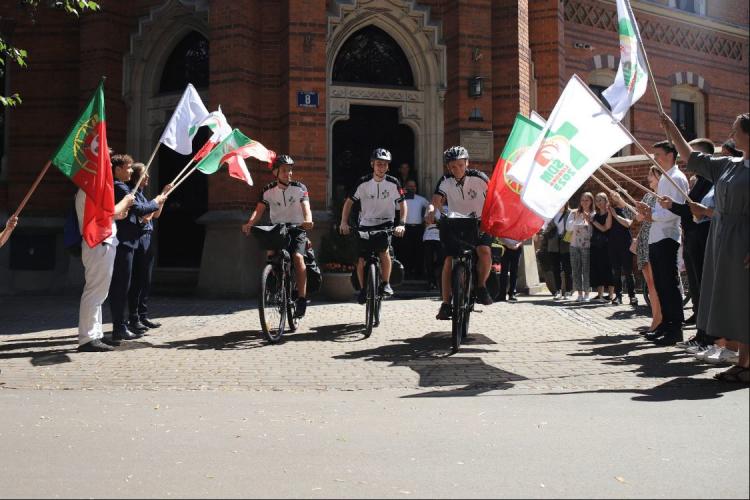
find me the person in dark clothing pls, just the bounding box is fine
[607,192,637,305]
[658,138,715,347]
[590,192,615,302]
[127,163,171,332]
[498,239,523,302]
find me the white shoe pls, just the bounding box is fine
[686,343,708,354]
[694,345,719,361]
[677,339,702,350]
[575,294,584,302]
[583,293,591,302]
[705,347,739,365]
[553,292,562,300]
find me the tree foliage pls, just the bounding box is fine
[1,1,100,106]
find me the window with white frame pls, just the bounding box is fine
[670,84,705,141]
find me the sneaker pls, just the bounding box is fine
[553,292,562,301]
[357,288,367,305]
[381,282,394,297]
[705,347,740,365]
[676,338,701,350]
[614,295,623,305]
[476,287,494,306]
[686,343,708,354]
[694,345,720,361]
[436,303,452,320]
[575,293,584,302]
[77,339,114,352]
[583,293,591,302]
[295,297,307,318]
[507,294,518,303]
[629,296,639,307]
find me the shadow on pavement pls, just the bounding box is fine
[334,331,526,397]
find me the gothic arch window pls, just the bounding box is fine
[158,31,209,93]
[332,25,415,88]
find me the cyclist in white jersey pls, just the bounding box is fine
[340,148,407,304]
[242,155,314,317]
[426,146,494,320]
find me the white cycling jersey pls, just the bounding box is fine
[349,174,404,227]
[434,169,489,217]
[261,181,309,224]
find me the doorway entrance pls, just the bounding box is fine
[331,105,414,204]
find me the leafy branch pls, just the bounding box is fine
[1,1,100,107]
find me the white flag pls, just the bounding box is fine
[159,84,210,155]
[602,0,648,121]
[510,75,632,219]
[192,106,232,144]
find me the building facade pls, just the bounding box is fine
[1,0,748,295]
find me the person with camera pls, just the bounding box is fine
[242,155,314,318]
[339,148,407,304]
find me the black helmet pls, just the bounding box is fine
[370,148,392,162]
[271,154,294,170]
[443,146,469,164]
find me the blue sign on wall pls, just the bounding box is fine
[297,91,319,108]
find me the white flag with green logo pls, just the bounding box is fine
[509,75,632,219]
[602,0,648,121]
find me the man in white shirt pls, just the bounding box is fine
[395,179,430,279]
[636,140,689,344]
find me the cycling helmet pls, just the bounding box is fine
[370,148,392,162]
[271,154,294,170]
[443,146,469,164]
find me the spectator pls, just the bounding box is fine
[422,207,443,290]
[396,162,414,186]
[567,192,594,302]
[634,166,663,332]
[590,192,615,303]
[395,179,429,279]
[498,238,523,302]
[607,191,637,305]
[543,204,573,300]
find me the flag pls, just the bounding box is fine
[190,106,232,162]
[509,75,632,219]
[158,84,210,155]
[480,114,546,241]
[225,141,276,186]
[602,0,648,121]
[50,80,114,247]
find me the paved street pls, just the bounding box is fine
[1,293,748,498]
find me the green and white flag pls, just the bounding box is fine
[508,75,632,219]
[602,0,648,121]
[194,128,252,174]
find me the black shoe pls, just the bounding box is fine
[507,294,517,303]
[101,337,121,347]
[683,313,696,325]
[653,329,682,345]
[614,295,623,305]
[357,288,367,305]
[295,297,307,318]
[380,282,394,297]
[77,339,114,352]
[112,328,142,341]
[436,302,452,320]
[128,319,148,333]
[140,318,161,329]
[476,287,493,306]
[630,296,639,307]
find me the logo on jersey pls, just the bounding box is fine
[467,188,478,200]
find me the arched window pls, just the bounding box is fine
[670,84,705,141]
[159,31,209,93]
[332,25,415,88]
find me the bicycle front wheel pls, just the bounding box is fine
[451,263,468,353]
[259,264,286,343]
[364,263,378,337]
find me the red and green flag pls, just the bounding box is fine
[51,81,115,247]
[194,128,276,186]
[480,114,545,242]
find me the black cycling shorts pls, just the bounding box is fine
[287,226,308,256]
[356,222,393,258]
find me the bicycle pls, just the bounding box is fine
[439,215,480,353]
[353,226,394,338]
[251,223,303,343]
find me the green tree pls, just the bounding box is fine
[1,1,100,107]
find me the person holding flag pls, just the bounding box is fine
[0,215,19,248]
[242,155,314,318]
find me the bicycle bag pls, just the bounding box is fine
[304,247,322,293]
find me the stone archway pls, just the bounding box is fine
[327,0,446,203]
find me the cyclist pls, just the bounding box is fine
[426,146,493,320]
[339,148,407,304]
[241,155,314,317]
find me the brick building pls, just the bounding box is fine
[0,0,747,295]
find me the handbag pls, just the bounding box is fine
[562,230,573,243]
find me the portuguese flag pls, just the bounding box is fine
[480,114,545,242]
[51,81,115,247]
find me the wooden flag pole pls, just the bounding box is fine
[624,129,691,199]
[591,173,637,213]
[12,160,52,218]
[602,164,656,197]
[597,166,643,204]
[625,0,664,115]
[168,163,200,194]
[131,142,161,194]
[170,158,196,186]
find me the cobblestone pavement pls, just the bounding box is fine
[0,293,736,394]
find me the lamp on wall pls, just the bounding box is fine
[468,76,483,98]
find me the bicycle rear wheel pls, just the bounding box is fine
[451,263,467,353]
[364,262,378,337]
[259,264,286,343]
[287,273,299,333]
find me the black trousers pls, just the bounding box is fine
[609,242,636,298]
[549,251,572,294]
[394,224,424,278]
[499,247,523,298]
[109,243,135,331]
[423,240,442,287]
[649,238,684,329]
[128,232,155,322]
[683,224,709,315]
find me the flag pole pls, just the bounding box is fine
[595,168,640,205]
[12,160,52,218]
[131,142,161,194]
[602,163,656,197]
[621,128,690,199]
[591,173,638,213]
[168,163,200,194]
[170,158,196,186]
[625,0,664,115]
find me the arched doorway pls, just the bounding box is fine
[153,31,209,268]
[327,1,447,205]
